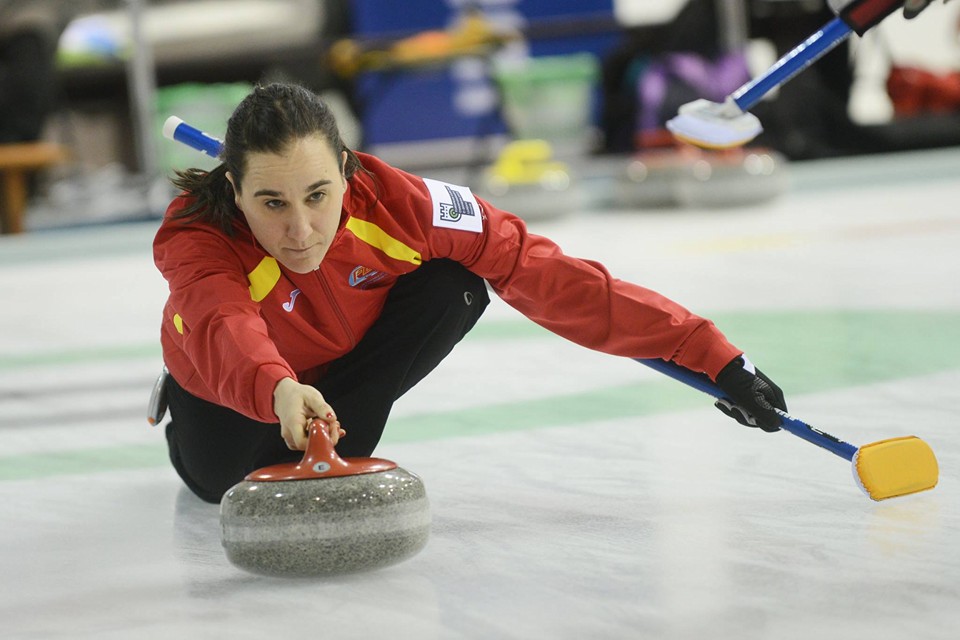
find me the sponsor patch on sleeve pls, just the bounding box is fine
[423,178,483,233]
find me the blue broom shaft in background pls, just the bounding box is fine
[164,116,224,158]
[732,17,853,112]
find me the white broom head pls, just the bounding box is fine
[666,98,763,149]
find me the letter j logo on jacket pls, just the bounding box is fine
[282,288,301,312]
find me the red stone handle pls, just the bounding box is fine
[246,419,397,481]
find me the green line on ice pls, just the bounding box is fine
[1,309,959,481]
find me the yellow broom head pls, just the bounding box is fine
[852,436,939,501]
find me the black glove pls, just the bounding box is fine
[714,356,787,433]
[903,0,951,19]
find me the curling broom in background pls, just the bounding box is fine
[162,116,224,158]
[638,358,939,501]
[666,0,951,148]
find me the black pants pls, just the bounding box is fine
[165,259,489,503]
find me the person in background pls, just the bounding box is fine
[0,1,61,143]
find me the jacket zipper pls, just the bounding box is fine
[316,263,357,349]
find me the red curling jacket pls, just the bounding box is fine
[154,153,741,423]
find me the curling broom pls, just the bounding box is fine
[162,116,224,157]
[666,0,912,148]
[638,358,939,501]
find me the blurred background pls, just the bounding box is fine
[1,0,958,231]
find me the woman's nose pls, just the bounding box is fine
[287,206,312,241]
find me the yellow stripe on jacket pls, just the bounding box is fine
[248,257,281,302]
[346,217,422,265]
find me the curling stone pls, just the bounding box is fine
[613,149,688,208]
[474,139,580,220]
[671,147,788,208]
[615,141,788,209]
[220,421,430,577]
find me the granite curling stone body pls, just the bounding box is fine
[220,421,430,576]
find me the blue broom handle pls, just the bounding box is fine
[637,358,859,461]
[163,116,224,158]
[732,17,853,112]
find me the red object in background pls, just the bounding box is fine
[887,66,960,116]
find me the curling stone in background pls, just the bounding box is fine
[615,140,788,209]
[220,421,430,577]
[473,139,581,221]
[671,147,788,208]
[612,149,689,209]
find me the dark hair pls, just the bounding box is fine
[171,83,365,234]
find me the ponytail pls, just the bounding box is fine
[170,164,238,234]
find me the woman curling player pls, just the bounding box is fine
[153,83,787,503]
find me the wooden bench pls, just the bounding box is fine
[0,142,69,234]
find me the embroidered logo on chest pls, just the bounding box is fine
[349,265,388,289]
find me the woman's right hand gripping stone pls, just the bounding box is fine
[273,377,346,450]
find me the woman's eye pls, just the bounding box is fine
[265,199,285,209]
[308,191,326,202]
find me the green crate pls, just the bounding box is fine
[494,53,599,141]
[155,82,251,174]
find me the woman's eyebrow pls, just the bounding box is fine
[253,180,332,198]
[305,179,333,192]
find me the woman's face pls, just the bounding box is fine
[227,136,347,274]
